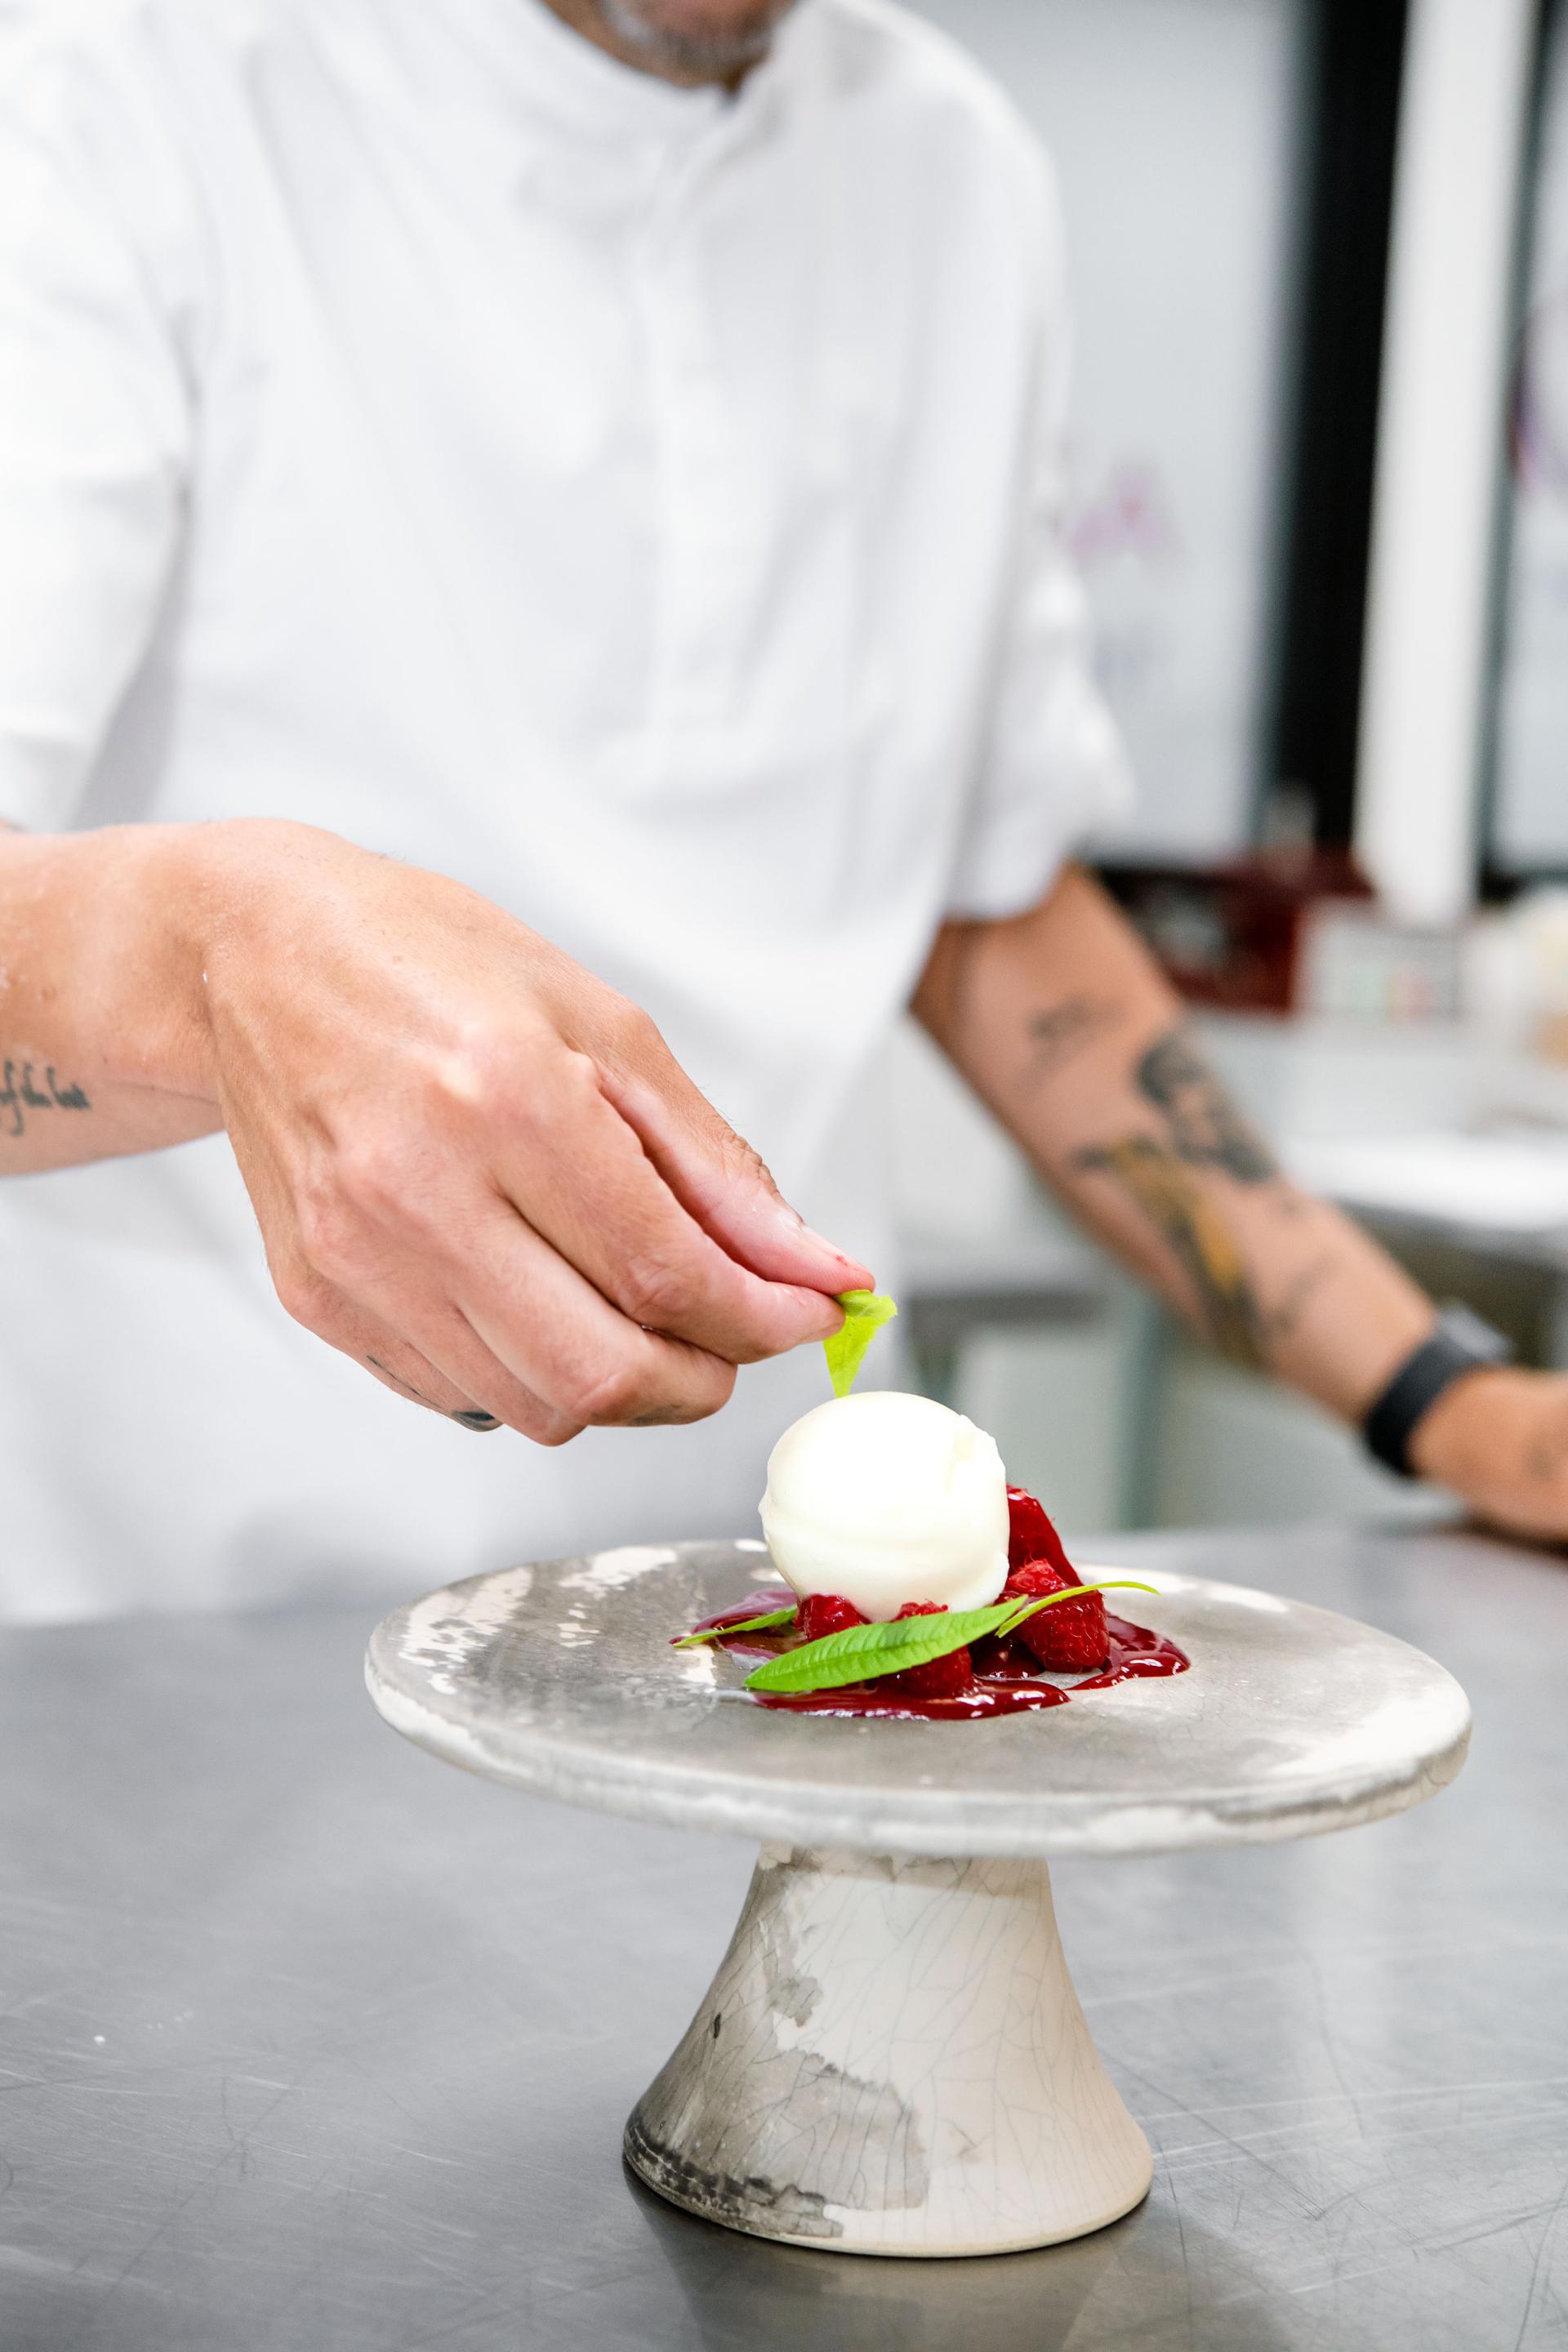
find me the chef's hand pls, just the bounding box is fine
[1410,1367,1568,1546]
[189,822,867,1441]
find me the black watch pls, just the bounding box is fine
[1361,1306,1514,1479]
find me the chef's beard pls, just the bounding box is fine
[598,0,792,81]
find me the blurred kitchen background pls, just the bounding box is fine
[884,0,1568,1538]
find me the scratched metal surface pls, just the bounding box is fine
[0,1521,1565,2351]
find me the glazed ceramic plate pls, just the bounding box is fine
[364,1541,1470,1859]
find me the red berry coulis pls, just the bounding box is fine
[678,1485,1188,1721]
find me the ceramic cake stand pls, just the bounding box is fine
[365,1539,1470,2260]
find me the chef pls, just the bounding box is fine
[1,0,1563,1622]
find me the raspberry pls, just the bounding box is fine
[796,1592,866,1642]
[1002,1559,1073,1601]
[1000,1486,1106,1668]
[1007,1485,1074,1579]
[1005,1574,1108,1673]
[881,1599,972,1699]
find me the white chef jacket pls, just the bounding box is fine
[0,0,1129,1621]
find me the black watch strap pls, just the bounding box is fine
[1362,1306,1513,1478]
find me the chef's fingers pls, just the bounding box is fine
[232,1120,577,1439]
[238,1088,753,1426]
[444,1196,740,1428]
[490,1054,844,1364]
[284,1177,738,1432]
[270,1260,579,1442]
[592,1018,874,1296]
[333,1314,503,1432]
[358,1338,492,1423]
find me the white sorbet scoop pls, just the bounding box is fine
[759,1391,1010,1623]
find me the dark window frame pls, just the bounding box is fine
[1267,0,1410,854]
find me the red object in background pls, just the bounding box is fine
[1101,850,1374,1013]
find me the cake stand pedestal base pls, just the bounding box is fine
[368,1548,1471,2256]
[624,1843,1152,2259]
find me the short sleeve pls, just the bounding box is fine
[0,16,194,830]
[944,146,1134,920]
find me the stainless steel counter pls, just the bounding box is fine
[2,1519,1566,2350]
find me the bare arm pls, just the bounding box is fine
[914,866,1568,1540]
[0,61,875,1446]
[0,822,223,1167]
[0,818,867,1440]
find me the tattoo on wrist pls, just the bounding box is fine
[0,1060,91,1140]
[1019,993,1121,1086]
[1135,1026,1278,1183]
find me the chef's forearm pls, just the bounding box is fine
[912,866,1435,1423]
[0,822,222,1170]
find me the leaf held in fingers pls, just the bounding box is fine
[743,1580,1156,1694]
[673,1606,798,1648]
[824,1290,898,1397]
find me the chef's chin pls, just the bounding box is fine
[599,0,794,81]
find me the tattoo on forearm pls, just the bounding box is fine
[1019,993,1122,1086]
[0,1060,91,1139]
[1135,1026,1278,1183]
[1068,1025,1305,1365]
[1076,1137,1267,1364]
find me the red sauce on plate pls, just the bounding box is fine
[682,1586,1189,1721]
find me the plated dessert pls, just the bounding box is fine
[368,1290,1468,2263]
[675,1294,1188,1721]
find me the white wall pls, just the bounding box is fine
[903,0,1306,861]
[1356,0,1538,920]
[1493,1,1568,873]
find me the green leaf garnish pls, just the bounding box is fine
[743,1580,1156,1695]
[674,1606,798,1649]
[824,1290,898,1397]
